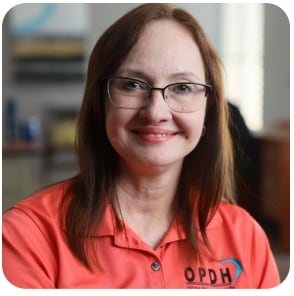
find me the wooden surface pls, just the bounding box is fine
[258,128,290,253]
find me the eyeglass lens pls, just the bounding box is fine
[107,77,208,113]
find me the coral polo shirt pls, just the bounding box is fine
[2,182,280,288]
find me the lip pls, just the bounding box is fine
[131,127,179,143]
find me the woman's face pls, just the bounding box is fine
[105,20,207,173]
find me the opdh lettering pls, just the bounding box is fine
[184,266,233,285]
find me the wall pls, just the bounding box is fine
[2,4,87,125]
[263,4,290,127]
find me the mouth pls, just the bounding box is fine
[139,133,170,137]
[131,127,179,143]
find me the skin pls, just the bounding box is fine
[105,20,207,248]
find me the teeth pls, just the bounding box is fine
[142,133,168,137]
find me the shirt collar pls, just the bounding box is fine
[95,203,223,247]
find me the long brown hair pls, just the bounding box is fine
[61,3,235,269]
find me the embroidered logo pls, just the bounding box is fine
[184,258,243,288]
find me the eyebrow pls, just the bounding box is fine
[116,69,149,80]
[116,69,202,82]
[170,72,202,81]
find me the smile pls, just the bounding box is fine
[139,133,170,137]
[132,127,178,143]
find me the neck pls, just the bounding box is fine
[116,161,182,213]
[113,162,182,248]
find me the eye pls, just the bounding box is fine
[171,83,193,94]
[120,79,147,92]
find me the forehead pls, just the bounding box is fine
[118,20,205,82]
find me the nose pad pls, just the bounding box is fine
[150,87,165,100]
[147,87,167,106]
[147,88,169,109]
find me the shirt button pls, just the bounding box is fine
[151,261,161,271]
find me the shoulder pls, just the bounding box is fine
[6,180,72,210]
[2,180,74,288]
[216,201,258,224]
[3,180,73,226]
[210,201,267,238]
[2,180,74,250]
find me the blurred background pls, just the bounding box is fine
[2,3,290,281]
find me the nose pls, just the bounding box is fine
[138,88,172,123]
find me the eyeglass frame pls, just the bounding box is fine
[102,76,212,113]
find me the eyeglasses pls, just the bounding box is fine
[104,76,212,113]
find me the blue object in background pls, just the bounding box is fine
[11,4,56,36]
[5,97,19,141]
[20,117,41,142]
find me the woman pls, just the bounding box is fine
[2,3,280,288]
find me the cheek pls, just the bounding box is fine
[105,109,122,145]
[105,106,135,150]
[105,114,127,160]
[187,121,204,150]
[179,109,206,145]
